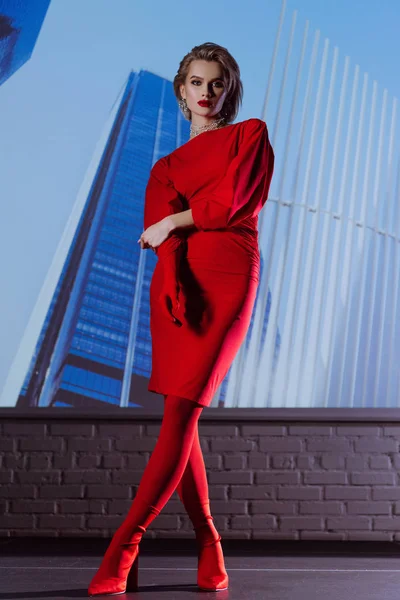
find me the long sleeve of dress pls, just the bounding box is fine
[190,118,274,231]
[143,157,186,259]
[143,156,187,324]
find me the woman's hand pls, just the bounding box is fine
[138,217,174,251]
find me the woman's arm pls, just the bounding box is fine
[165,209,194,231]
[139,209,194,251]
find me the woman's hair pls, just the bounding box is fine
[173,42,243,124]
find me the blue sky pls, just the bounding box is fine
[0,0,399,395]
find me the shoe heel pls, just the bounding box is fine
[197,535,229,592]
[88,542,140,596]
[126,553,139,592]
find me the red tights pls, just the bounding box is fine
[122,394,205,535]
[169,397,220,544]
[88,394,226,595]
[99,393,218,541]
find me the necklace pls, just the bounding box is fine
[189,117,227,139]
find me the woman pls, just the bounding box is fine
[88,41,274,596]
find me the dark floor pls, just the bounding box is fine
[1,538,400,600]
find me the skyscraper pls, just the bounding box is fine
[16,70,191,408]
[0,0,51,87]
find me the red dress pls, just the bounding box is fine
[143,118,274,407]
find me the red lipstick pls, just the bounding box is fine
[198,100,212,107]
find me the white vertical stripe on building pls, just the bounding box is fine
[361,88,388,407]
[296,44,338,407]
[309,54,350,407]
[320,63,360,407]
[345,78,377,408]
[286,36,330,408]
[373,99,397,407]
[384,154,400,406]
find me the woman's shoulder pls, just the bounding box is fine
[150,155,168,174]
[148,156,175,186]
[239,117,267,132]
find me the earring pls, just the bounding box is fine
[178,97,189,112]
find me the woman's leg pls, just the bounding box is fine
[88,394,203,595]
[124,394,203,532]
[163,396,219,544]
[164,395,229,591]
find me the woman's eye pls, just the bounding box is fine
[191,81,223,87]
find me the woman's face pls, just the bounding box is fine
[180,59,228,121]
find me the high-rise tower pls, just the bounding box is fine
[0,0,51,86]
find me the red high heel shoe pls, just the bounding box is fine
[195,517,229,592]
[88,527,143,596]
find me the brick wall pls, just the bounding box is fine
[1,409,400,540]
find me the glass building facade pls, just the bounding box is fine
[0,0,51,87]
[16,69,274,409]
